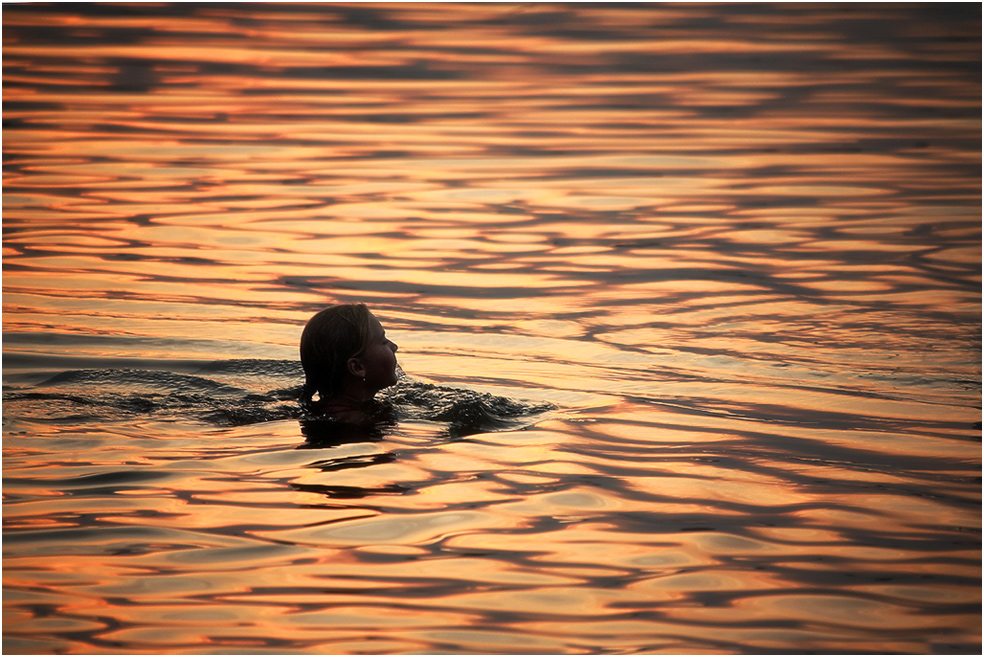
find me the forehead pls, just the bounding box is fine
[367,313,384,334]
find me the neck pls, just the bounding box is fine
[321,376,375,408]
[313,385,378,426]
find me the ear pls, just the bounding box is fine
[346,357,366,379]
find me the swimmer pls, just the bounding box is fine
[299,303,399,423]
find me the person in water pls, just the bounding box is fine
[299,303,400,423]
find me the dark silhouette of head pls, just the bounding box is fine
[299,303,398,407]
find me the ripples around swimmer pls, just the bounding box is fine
[2,360,554,439]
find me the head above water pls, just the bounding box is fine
[299,303,399,406]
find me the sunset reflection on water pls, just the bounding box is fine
[3,2,981,655]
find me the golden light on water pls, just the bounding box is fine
[3,2,980,654]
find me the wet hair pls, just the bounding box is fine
[299,303,375,404]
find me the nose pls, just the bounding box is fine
[389,339,398,353]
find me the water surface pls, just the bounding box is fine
[3,3,981,654]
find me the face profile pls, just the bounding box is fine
[355,313,400,391]
[299,303,399,422]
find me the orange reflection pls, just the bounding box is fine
[4,2,980,654]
